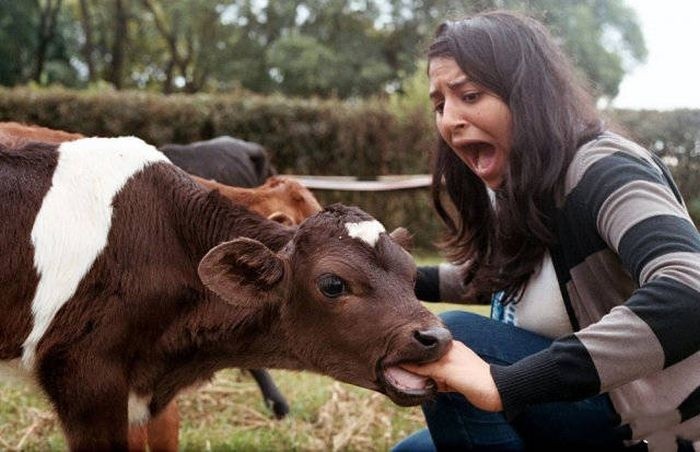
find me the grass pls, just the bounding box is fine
[0,257,488,451]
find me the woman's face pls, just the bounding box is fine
[428,57,513,189]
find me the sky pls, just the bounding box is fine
[612,0,700,110]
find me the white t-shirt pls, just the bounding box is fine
[490,252,574,339]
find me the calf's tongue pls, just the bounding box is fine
[385,366,429,391]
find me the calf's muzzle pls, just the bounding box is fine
[413,326,452,357]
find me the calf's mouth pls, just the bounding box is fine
[376,361,437,407]
[372,324,452,406]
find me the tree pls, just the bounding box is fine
[77,0,97,82]
[527,0,648,100]
[0,1,37,85]
[0,0,79,86]
[0,0,647,101]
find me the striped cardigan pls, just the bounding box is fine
[424,132,700,450]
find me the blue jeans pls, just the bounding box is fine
[393,311,643,452]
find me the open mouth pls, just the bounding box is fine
[459,142,497,176]
[377,362,437,406]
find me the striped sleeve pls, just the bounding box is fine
[415,266,441,301]
[492,137,700,415]
[579,149,700,384]
[415,263,469,302]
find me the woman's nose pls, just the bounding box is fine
[442,101,468,130]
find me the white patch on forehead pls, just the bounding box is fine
[345,220,386,247]
[22,137,169,369]
[128,392,152,425]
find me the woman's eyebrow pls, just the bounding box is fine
[429,76,473,100]
[447,76,471,90]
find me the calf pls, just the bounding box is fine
[0,137,451,451]
[0,121,316,447]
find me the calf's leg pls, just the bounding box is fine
[38,355,130,451]
[145,399,180,452]
[126,399,179,452]
[249,368,289,419]
[127,424,148,452]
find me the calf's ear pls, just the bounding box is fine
[389,227,413,251]
[198,237,286,306]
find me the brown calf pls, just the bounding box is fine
[0,136,450,451]
[0,122,323,448]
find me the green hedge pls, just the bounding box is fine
[1,87,698,251]
[0,87,432,177]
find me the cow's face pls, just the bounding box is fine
[260,176,323,226]
[198,204,452,406]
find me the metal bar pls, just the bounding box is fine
[287,175,432,191]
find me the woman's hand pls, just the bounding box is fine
[401,340,503,412]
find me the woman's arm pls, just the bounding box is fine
[415,262,472,302]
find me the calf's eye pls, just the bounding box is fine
[317,274,347,298]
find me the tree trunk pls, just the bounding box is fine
[78,0,97,82]
[162,58,174,94]
[33,0,63,83]
[108,0,128,89]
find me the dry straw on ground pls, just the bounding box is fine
[0,369,424,451]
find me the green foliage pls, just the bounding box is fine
[0,0,646,101]
[532,0,648,99]
[0,1,38,85]
[0,0,80,87]
[266,33,341,97]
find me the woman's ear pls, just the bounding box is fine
[198,237,286,306]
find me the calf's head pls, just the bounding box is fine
[198,204,451,406]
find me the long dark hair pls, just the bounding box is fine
[428,11,603,302]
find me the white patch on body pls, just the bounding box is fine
[345,220,386,247]
[22,137,169,369]
[128,392,152,425]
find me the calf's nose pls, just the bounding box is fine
[413,326,452,354]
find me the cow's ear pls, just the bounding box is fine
[267,211,295,226]
[198,237,286,306]
[389,227,413,251]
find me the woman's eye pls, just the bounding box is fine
[462,91,481,103]
[433,102,444,114]
[317,275,347,298]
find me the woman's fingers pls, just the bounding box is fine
[400,340,503,412]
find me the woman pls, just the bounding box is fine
[395,11,700,452]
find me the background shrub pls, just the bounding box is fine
[1,87,697,251]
